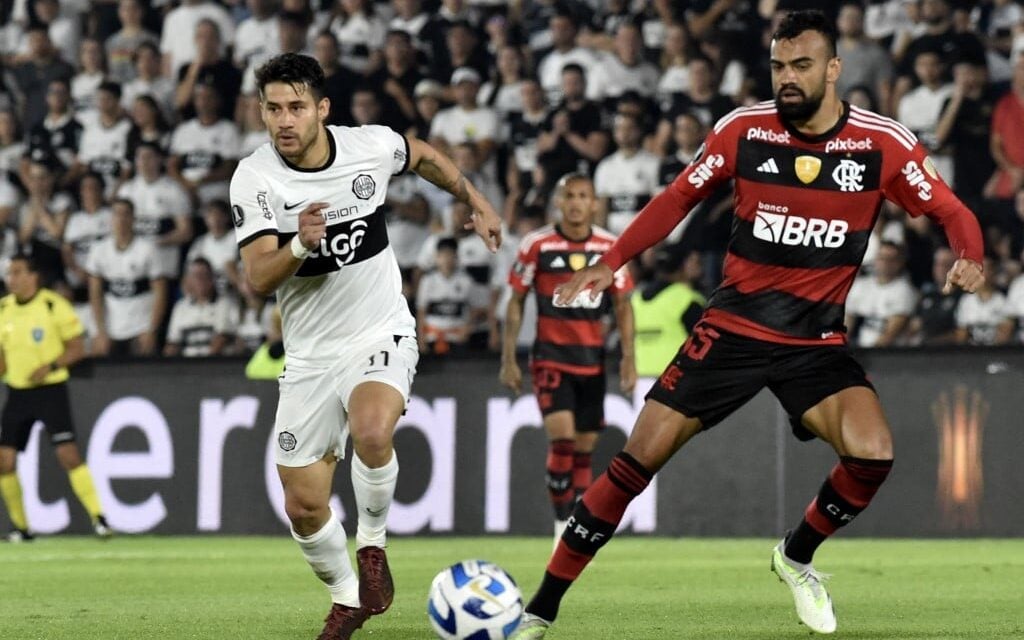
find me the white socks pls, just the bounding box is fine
[292,510,359,607]
[351,452,399,549]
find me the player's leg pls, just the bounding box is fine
[0,392,36,541]
[570,372,607,504]
[540,409,576,544]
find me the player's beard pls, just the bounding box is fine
[774,83,825,123]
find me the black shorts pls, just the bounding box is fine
[0,383,76,452]
[646,323,874,438]
[531,365,606,432]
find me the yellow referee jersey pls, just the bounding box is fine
[0,289,84,389]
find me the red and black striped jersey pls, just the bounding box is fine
[601,101,983,345]
[509,224,634,374]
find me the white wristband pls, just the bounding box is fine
[290,234,312,260]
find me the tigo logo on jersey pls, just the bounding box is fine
[831,159,865,192]
[687,153,725,188]
[746,127,791,144]
[311,219,369,266]
[825,137,873,153]
[902,160,933,201]
[794,156,821,184]
[753,207,849,248]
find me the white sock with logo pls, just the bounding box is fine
[351,452,398,549]
[292,510,359,606]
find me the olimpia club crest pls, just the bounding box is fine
[352,174,376,200]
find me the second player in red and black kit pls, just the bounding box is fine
[500,173,636,545]
[510,11,985,638]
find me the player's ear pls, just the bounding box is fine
[827,56,841,84]
[318,96,330,122]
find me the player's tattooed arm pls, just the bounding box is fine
[406,136,502,251]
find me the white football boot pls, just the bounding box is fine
[771,541,837,634]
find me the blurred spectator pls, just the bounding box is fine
[313,31,357,127]
[658,55,734,138]
[10,26,75,130]
[350,86,385,125]
[17,159,72,284]
[164,258,235,357]
[71,82,131,196]
[489,207,544,352]
[416,236,486,354]
[433,20,491,89]
[534,64,608,202]
[408,79,444,139]
[160,0,235,79]
[107,0,159,85]
[452,142,502,215]
[367,30,422,132]
[234,0,280,71]
[390,0,431,44]
[61,172,111,339]
[504,78,548,221]
[594,112,660,235]
[657,23,695,107]
[238,95,270,157]
[186,199,239,294]
[521,0,594,54]
[587,21,660,108]
[24,79,81,175]
[658,112,704,187]
[897,49,954,181]
[955,256,1013,345]
[934,60,997,203]
[422,0,481,68]
[126,94,172,158]
[329,0,387,74]
[429,67,499,167]
[417,200,496,288]
[21,0,80,68]
[835,0,893,113]
[121,42,176,121]
[175,19,242,121]
[536,10,601,103]
[168,83,241,205]
[479,44,527,119]
[845,241,918,348]
[697,29,748,101]
[235,274,275,354]
[631,243,705,378]
[87,198,167,358]
[71,39,108,114]
[0,110,24,177]
[685,0,763,46]
[118,142,193,279]
[908,246,962,345]
[983,57,1024,201]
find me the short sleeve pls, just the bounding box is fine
[53,294,84,340]
[508,236,538,294]
[166,301,184,343]
[229,163,279,248]
[364,124,410,176]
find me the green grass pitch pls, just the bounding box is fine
[1,536,1022,639]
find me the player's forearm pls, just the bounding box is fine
[928,200,984,263]
[244,247,305,296]
[149,279,168,333]
[56,336,85,369]
[501,295,524,364]
[89,278,107,335]
[601,184,693,271]
[412,142,488,211]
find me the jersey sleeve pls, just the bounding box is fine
[229,162,279,248]
[364,124,410,176]
[507,236,539,294]
[609,262,634,295]
[52,293,84,340]
[601,123,735,270]
[166,301,184,344]
[881,142,984,263]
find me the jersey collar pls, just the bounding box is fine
[278,128,337,173]
[556,223,592,243]
[778,100,850,145]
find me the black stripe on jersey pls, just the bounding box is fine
[608,193,651,214]
[736,138,882,192]
[539,251,603,274]
[708,285,845,338]
[536,295,609,320]
[278,212,390,277]
[728,218,872,268]
[426,300,467,317]
[103,277,151,298]
[533,341,604,368]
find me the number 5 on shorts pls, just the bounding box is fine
[683,325,720,362]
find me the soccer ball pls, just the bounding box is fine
[427,560,523,639]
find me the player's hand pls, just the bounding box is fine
[944,258,984,294]
[29,364,50,384]
[464,205,502,252]
[619,354,636,394]
[554,262,613,306]
[298,202,329,250]
[499,360,522,396]
[137,331,157,355]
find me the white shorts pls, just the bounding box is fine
[274,334,419,467]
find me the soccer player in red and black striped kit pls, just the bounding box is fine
[510,11,984,638]
[500,173,636,547]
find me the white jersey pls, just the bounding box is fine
[594,149,661,235]
[186,231,238,292]
[169,118,240,203]
[77,112,132,194]
[166,294,236,357]
[230,125,416,366]
[416,269,484,332]
[846,275,917,347]
[63,207,111,289]
[955,291,1009,345]
[86,236,163,340]
[117,175,192,278]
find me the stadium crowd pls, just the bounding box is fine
[0,0,1022,358]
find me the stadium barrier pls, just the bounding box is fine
[3,350,1021,537]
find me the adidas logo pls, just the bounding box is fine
[757,158,780,174]
[551,256,565,268]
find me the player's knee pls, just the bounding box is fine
[285,496,329,533]
[846,428,893,461]
[350,420,393,459]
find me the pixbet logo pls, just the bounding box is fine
[901,160,933,201]
[746,127,791,144]
[825,137,873,153]
[752,208,849,248]
[687,153,725,189]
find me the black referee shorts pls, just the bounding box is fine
[0,383,77,451]
[646,322,874,439]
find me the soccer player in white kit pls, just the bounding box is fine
[230,54,502,639]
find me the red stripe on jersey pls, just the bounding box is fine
[720,254,859,304]
[537,316,605,347]
[532,359,603,376]
[702,308,847,346]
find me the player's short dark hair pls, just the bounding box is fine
[256,53,326,102]
[772,10,838,58]
[9,253,40,274]
[436,237,459,253]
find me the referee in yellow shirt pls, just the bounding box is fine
[0,254,110,541]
